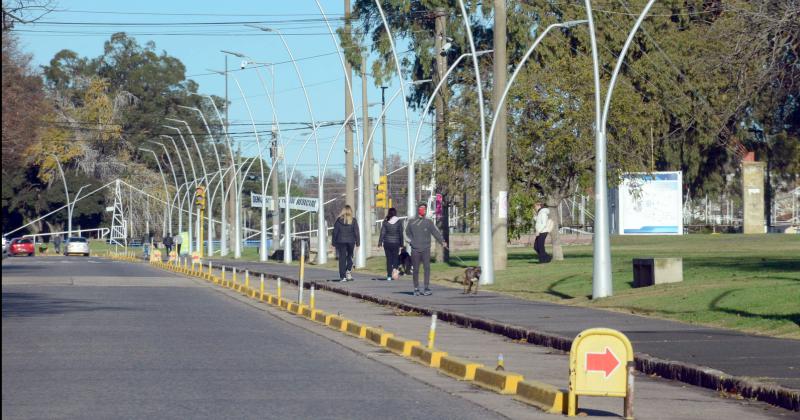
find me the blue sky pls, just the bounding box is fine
[14,0,434,178]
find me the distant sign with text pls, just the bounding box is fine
[250,193,319,212]
[618,171,683,235]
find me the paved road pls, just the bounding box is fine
[206,257,800,392]
[2,256,502,420]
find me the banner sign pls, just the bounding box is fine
[251,193,319,212]
[618,171,683,235]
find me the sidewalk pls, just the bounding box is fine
[204,256,799,411]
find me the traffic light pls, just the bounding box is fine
[195,186,206,209]
[376,175,388,209]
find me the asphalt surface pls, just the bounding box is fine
[2,256,503,420]
[206,257,800,391]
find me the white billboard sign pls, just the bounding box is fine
[250,193,319,212]
[618,171,683,235]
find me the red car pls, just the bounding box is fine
[8,238,35,256]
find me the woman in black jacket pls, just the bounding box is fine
[378,207,404,281]
[332,205,359,281]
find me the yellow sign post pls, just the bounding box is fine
[568,328,634,419]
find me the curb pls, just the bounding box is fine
[243,268,798,412]
[514,380,566,414]
[439,355,483,381]
[473,367,524,395]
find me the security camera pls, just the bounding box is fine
[240,60,249,69]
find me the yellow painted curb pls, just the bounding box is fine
[312,310,329,324]
[261,293,273,303]
[301,307,319,319]
[439,356,483,381]
[365,327,394,347]
[287,301,299,313]
[296,304,308,315]
[328,315,349,332]
[279,299,290,310]
[514,380,566,414]
[410,346,448,368]
[268,295,280,305]
[473,367,524,395]
[345,321,368,338]
[386,336,421,357]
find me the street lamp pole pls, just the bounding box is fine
[584,0,656,299]
[48,154,73,237]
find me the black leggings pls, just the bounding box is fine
[335,243,355,279]
[383,243,400,278]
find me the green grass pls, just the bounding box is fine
[321,235,800,339]
[86,235,800,339]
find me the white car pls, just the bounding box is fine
[64,237,90,256]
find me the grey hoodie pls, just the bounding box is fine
[405,217,444,251]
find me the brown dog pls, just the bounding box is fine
[462,266,482,295]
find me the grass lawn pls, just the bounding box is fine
[87,234,799,339]
[321,234,800,339]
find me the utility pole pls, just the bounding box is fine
[271,127,280,253]
[344,0,355,209]
[362,52,373,255]
[223,55,236,254]
[381,85,388,218]
[491,0,508,270]
[434,7,449,262]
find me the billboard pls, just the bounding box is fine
[250,193,319,212]
[617,171,683,235]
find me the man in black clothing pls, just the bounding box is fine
[405,203,447,296]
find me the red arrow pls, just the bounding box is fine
[586,347,620,378]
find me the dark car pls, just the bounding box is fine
[8,238,35,256]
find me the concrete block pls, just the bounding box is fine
[328,315,349,331]
[345,321,368,338]
[279,299,291,310]
[386,336,421,357]
[365,328,394,347]
[312,310,329,324]
[742,161,766,234]
[287,302,300,313]
[439,355,483,381]
[633,257,683,287]
[514,380,566,414]
[411,346,448,368]
[473,367,524,394]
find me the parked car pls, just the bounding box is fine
[2,236,7,255]
[64,237,90,257]
[8,238,35,256]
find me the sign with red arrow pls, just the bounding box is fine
[568,327,634,416]
[585,347,620,378]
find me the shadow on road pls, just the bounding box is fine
[2,291,134,318]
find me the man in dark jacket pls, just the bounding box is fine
[405,203,447,296]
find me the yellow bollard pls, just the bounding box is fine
[428,313,438,349]
[260,274,265,300]
[221,266,226,283]
[277,277,282,299]
[310,283,315,310]
[245,270,250,290]
[232,268,237,288]
[496,354,505,371]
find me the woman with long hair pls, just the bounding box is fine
[332,205,360,281]
[378,207,404,281]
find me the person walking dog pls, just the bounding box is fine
[378,207,404,281]
[405,203,447,296]
[332,205,360,282]
[533,203,553,263]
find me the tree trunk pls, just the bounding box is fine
[548,198,564,261]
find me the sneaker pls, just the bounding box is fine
[345,270,353,281]
[386,276,392,282]
[413,288,420,296]
[423,289,432,296]
[340,278,347,282]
